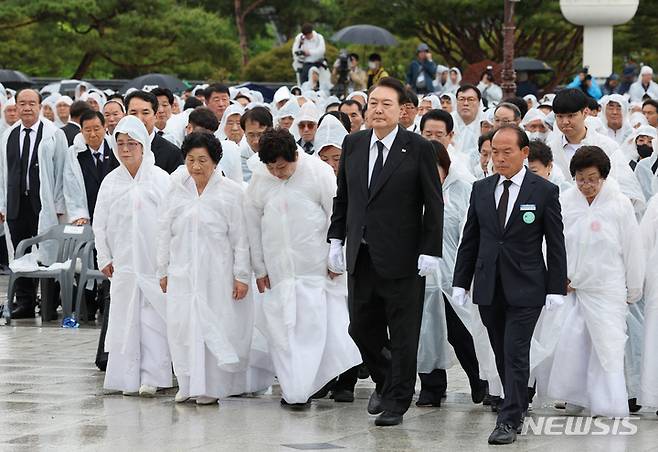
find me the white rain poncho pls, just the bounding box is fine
[433,65,449,94]
[300,67,332,97]
[272,86,291,109]
[452,106,483,170]
[276,98,301,125]
[635,138,658,201]
[601,94,633,145]
[0,98,15,137]
[442,67,462,94]
[217,103,245,142]
[313,114,347,155]
[243,151,361,403]
[162,109,191,148]
[640,194,658,407]
[524,94,538,110]
[0,118,69,264]
[156,166,273,398]
[290,101,320,143]
[54,96,73,128]
[629,111,649,129]
[621,124,656,163]
[346,91,367,106]
[62,133,92,222]
[41,94,60,124]
[212,137,244,185]
[420,94,441,111]
[93,115,172,393]
[539,180,645,417]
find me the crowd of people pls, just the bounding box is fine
[0,35,658,446]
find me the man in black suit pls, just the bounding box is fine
[125,90,182,173]
[327,77,444,426]
[61,101,92,146]
[452,125,567,445]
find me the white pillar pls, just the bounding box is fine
[583,26,613,78]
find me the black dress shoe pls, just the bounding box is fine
[415,390,441,407]
[357,364,370,379]
[280,398,311,409]
[331,389,354,403]
[488,423,517,445]
[628,398,642,413]
[374,411,403,426]
[471,380,488,404]
[367,391,383,415]
[517,410,527,434]
[483,393,492,406]
[311,381,333,399]
[490,396,503,413]
[11,305,35,319]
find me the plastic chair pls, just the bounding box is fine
[5,224,94,322]
[73,240,108,323]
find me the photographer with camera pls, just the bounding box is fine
[292,23,326,86]
[477,66,503,107]
[566,66,602,100]
[332,52,367,96]
[406,43,437,95]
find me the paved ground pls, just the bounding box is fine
[0,276,657,450]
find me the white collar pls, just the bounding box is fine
[561,127,588,148]
[370,125,399,150]
[89,140,105,155]
[20,119,41,133]
[497,165,526,187]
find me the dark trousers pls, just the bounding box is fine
[95,279,111,371]
[419,294,481,394]
[478,280,542,427]
[348,245,424,415]
[300,62,323,84]
[333,365,359,392]
[7,195,39,309]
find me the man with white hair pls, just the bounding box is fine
[629,66,658,103]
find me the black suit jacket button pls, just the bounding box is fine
[498,241,504,245]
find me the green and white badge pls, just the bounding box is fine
[523,212,535,224]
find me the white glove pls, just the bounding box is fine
[327,239,345,274]
[452,287,468,306]
[417,254,440,277]
[545,294,565,311]
[626,288,642,304]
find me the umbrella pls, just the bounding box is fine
[0,69,33,90]
[120,73,188,94]
[331,25,398,46]
[514,57,553,73]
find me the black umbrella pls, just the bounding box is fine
[514,57,553,73]
[331,25,398,46]
[120,73,188,94]
[0,69,33,90]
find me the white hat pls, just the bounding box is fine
[273,86,291,106]
[313,114,348,154]
[296,101,320,123]
[640,65,653,76]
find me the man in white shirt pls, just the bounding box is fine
[292,23,326,85]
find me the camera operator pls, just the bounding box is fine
[332,52,367,95]
[292,23,326,86]
[477,66,503,107]
[566,66,603,100]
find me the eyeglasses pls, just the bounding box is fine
[575,177,602,187]
[298,122,316,130]
[457,96,478,104]
[116,141,141,150]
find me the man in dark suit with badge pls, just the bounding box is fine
[452,125,568,445]
[327,77,444,426]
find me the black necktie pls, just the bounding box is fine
[370,140,385,192]
[303,141,313,154]
[20,128,31,195]
[156,130,164,137]
[497,179,513,230]
[93,151,103,177]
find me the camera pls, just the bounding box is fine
[294,50,305,57]
[332,49,351,98]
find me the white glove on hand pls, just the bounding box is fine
[626,288,642,304]
[452,287,468,306]
[327,239,346,274]
[545,294,565,311]
[417,255,440,277]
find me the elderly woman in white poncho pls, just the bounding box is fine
[157,131,272,405]
[539,146,645,417]
[93,115,172,397]
[244,128,361,407]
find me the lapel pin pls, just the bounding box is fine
[401,148,407,153]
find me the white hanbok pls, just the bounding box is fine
[93,116,173,393]
[540,181,645,417]
[640,195,658,407]
[244,152,361,403]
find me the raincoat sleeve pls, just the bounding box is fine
[62,147,90,221]
[453,186,480,289]
[620,199,645,302]
[243,178,267,278]
[543,183,568,295]
[92,182,113,270]
[316,162,337,219]
[228,187,251,284]
[155,186,174,279]
[52,129,69,215]
[0,130,9,217]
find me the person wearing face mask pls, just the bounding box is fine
[630,127,658,200]
[521,108,550,143]
[243,128,362,409]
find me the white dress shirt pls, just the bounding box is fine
[368,126,399,185]
[561,133,582,163]
[19,120,42,191]
[89,141,107,166]
[494,166,526,227]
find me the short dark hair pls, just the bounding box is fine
[420,109,454,134]
[369,76,405,105]
[107,93,124,103]
[125,90,158,114]
[501,97,528,118]
[150,87,174,106]
[301,23,313,34]
[348,53,359,61]
[642,98,658,111]
[492,124,529,149]
[456,84,482,101]
[586,96,600,112]
[325,102,341,112]
[181,131,223,164]
[402,88,419,108]
[188,107,219,132]
[339,99,364,117]
[258,128,297,164]
[240,106,273,130]
[183,96,203,111]
[79,110,105,128]
[368,53,382,62]
[552,88,587,114]
[569,145,611,178]
[16,88,42,105]
[319,111,351,132]
[203,83,230,101]
[478,132,494,153]
[70,101,92,120]
[429,140,451,174]
[495,102,522,120]
[528,140,553,166]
